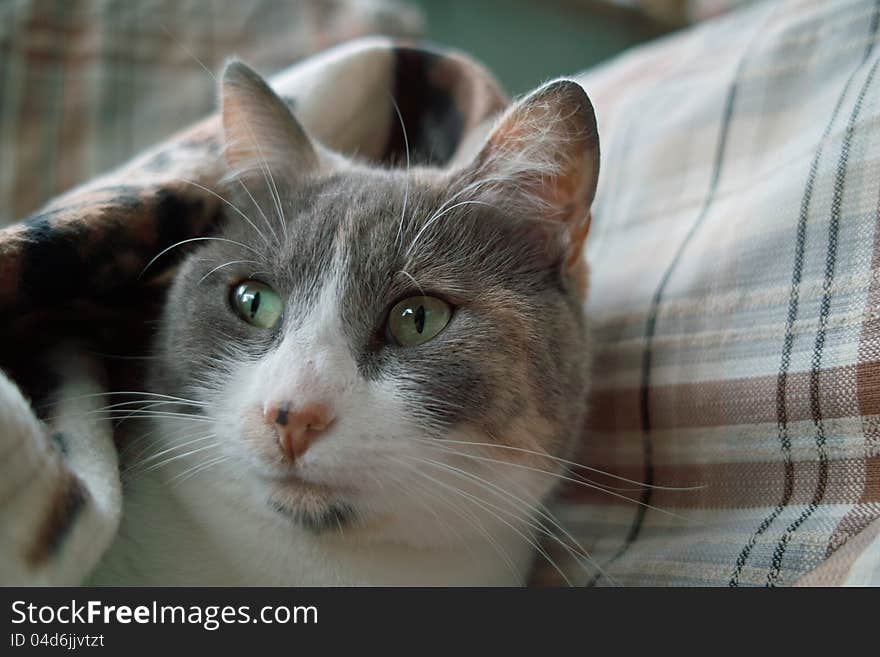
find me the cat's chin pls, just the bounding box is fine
[262,474,358,534]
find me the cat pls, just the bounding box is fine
[89,60,600,586]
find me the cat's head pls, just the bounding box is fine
[151,61,599,545]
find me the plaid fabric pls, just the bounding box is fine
[5,0,880,587]
[533,0,880,586]
[0,0,422,224]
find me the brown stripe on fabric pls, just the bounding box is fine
[796,513,880,586]
[828,135,880,558]
[10,1,42,219]
[766,52,880,587]
[827,437,880,554]
[2,12,235,47]
[731,11,880,584]
[576,422,874,473]
[55,7,91,196]
[556,455,880,509]
[16,41,245,70]
[827,498,880,555]
[587,360,880,432]
[39,1,72,205]
[586,12,767,585]
[25,469,88,566]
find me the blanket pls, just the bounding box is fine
[533,0,880,587]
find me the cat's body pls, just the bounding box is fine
[90,62,599,586]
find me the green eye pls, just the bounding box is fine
[231,280,283,329]
[386,295,452,346]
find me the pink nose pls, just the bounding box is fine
[264,402,334,461]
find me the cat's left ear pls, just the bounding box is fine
[459,79,599,274]
[220,60,320,176]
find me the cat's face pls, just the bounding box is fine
[151,62,599,545]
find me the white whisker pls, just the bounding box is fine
[198,259,261,284]
[140,237,261,278]
[411,452,615,585]
[237,178,281,246]
[169,454,233,487]
[128,439,220,478]
[411,442,700,525]
[390,457,524,584]
[125,433,216,475]
[177,178,272,248]
[406,200,497,258]
[399,455,571,585]
[390,94,411,253]
[395,269,425,296]
[409,435,705,491]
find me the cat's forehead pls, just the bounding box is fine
[305,169,442,237]
[235,169,447,271]
[215,165,552,310]
[275,171,426,246]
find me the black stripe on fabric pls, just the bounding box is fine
[764,55,880,587]
[585,30,755,588]
[729,3,880,586]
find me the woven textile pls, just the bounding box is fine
[0,0,422,224]
[534,0,880,586]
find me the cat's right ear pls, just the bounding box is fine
[220,60,320,176]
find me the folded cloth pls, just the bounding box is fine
[0,37,505,585]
